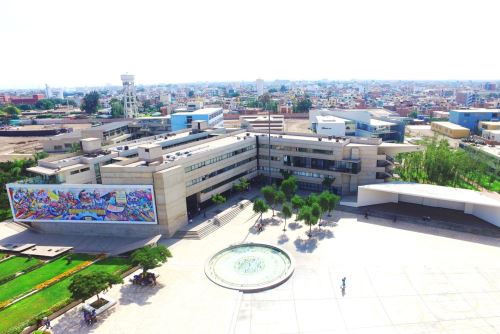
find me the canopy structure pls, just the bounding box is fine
[357,182,500,227]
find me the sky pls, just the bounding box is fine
[1,0,500,88]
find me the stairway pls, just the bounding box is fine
[172,200,252,240]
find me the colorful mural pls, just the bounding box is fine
[7,184,157,224]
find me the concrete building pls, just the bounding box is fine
[431,121,470,139]
[449,109,500,133]
[121,74,139,118]
[81,121,132,145]
[256,79,264,96]
[357,183,500,227]
[240,115,284,132]
[482,129,500,144]
[310,109,406,142]
[479,121,500,132]
[314,116,356,137]
[170,107,223,132]
[17,129,419,238]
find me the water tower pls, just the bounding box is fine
[121,74,138,118]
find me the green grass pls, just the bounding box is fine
[0,257,131,334]
[0,254,94,304]
[0,257,42,282]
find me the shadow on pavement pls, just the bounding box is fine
[287,222,302,230]
[118,281,163,306]
[277,234,289,245]
[294,237,318,253]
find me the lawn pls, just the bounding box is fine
[0,254,94,304]
[0,256,42,282]
[0,257,131,334]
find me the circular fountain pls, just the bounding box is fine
[205,243,294,291]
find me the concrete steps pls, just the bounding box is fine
[172,200,252,240]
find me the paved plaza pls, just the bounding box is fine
[49,205,500,334]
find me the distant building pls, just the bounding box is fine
[482,129,500,144]
[314,116,356,137]
[431,121,470,138]
[240,115,284,132]
[449,109,500,133]
[278,104,293,114]
[10,94,44,105]
[456,91,478,107]
[121,74,139,118]
[479,121,500,132]
[432,111,449,119]
[45,84,52,99]
[310,109,406,142]
[484,82,497,91]
[170,107,223,131]
[256,79,264,96]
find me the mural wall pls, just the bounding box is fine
[6,184,157,224]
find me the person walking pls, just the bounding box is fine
[341,277,346,288]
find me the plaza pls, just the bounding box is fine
[48,202,500,334]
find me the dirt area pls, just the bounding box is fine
[284,119,312,134]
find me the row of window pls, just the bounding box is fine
[69,167,90,175]
[201,167,257,194]
[208,109,223,120]
[187,157,256,187]
[283,155,361,174]
[258,166,324,179]
[259,144,333,155]
[184,144,256,173]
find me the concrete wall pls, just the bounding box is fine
[32,221,163,238]
[357,188,398,206]
[471,204,500,227]
[399,194,466,211]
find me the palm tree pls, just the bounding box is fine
[261,185,277,216]
[253,198,269,225]
[327,193,340,217]
[281,202,292,232]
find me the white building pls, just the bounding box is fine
[240,115,284,131]
[314,115,356,137]
[256,79,264,96]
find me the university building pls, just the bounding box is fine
[9,127,419,238]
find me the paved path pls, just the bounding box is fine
[48,206,500,334]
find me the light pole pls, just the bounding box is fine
[267,101,272,185]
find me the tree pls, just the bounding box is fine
[2,105,21,118]
[409,111,418,119]
[69,142,81,153]
[81,91,100,114]
[275,190,286,208]
[279,85,287,93]
[211,193,226,206]
[281,202,292,232]
[35,99,55,110]
[131,245,172,275]
[327,192,340,217]
[291,195,304,215]
[280,176,297,200]
[261,185,277,216]
[321,176,335,191]
[233,177,250,192]
[111,101,124,118]
[311,202,322,226]
[69,271,123,302]
[294,98,312,112]
[298,205,319,238]
[305,193,319,206]
[318,191,331,221]
[253,198,269,225]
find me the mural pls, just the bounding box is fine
[6,184,157,224]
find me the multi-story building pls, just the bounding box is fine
[256,79,264,96]
[170,107,223,131]
[15,128,419,238]
[449,109,500,133]
[313,116,356,137]
[240,115,284,132]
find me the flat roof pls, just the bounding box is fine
[84,121,131,131]
[359,182,500,208]
[27,163,86,176]
[451,108,500,113]
[431,121,469,130]
[316,115,352,123]
[173,107,222,116]
[370,119,395,126]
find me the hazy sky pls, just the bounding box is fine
[1,0,499,88]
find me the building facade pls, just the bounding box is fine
[170,108,223,131]
[449,109,500,133]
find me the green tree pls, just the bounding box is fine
[253,198,269,225]
[298,205,319,238]
[311,202,322,225]
[280,176,297,200]
[2,105,21,118]
[69,142,81,153]
[321,176,335,191]
[131,245,172,275]
[111,101,124,118]
[35,99,55,110]
[294,97,312,112]
[318,191,331,221]
[291,195,304,215]
[409,111,418,118]
[69,271,123,302]
[327,192,340,217]
[279,85,287,93]
[81,91,100,114]
[274,190,286,209]
[305,193,319,206]
[233,177,250,192]
[261,185,277,216]
[211,193,226,206]
[281,202,292,232]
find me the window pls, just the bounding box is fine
[464,113,470,117]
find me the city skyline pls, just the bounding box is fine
[2,0,500,88]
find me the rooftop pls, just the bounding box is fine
[451,108,500,114]
[172,107,222,116]
[432,121,469,130]
[359,182,500,208]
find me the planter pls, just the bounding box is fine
[82,295,116,316]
